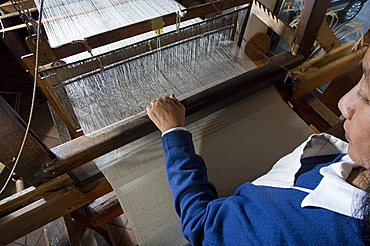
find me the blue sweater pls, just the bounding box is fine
[161,130,363,245]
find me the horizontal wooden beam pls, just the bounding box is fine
[0,23,27,33]
[0,7,37,20]
[85,191,123,227]
[44,51,304,177]
[0,0,35,14]
[0,173,112,245]
[291,45,368,100]
[0,174,73,217]
[305,94,341,127]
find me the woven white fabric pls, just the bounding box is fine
[99,86,313,245]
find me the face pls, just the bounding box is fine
[338,48,370,168]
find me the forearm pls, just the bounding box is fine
[162,130,218,242]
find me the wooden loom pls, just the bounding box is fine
[0,0,368,244]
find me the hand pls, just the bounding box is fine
[146,93,186,133]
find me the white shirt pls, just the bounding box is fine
[252,133,366,219]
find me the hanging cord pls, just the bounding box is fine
[152,18,164,71]
[0,9,5,39]
[209,0,297,78]
[71,39,105,71]
[156,34,163,71]
[0,0,45,194]
[0,15,4,39]
[176,4,187,32]
[10,0,38,34]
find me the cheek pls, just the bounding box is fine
[347,108,370,166]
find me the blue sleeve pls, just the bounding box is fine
[161,130,219,243]
[161,130,268,245]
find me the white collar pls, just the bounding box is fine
[252,134,366,219]
[252,133,347,188]
[301,155,366,219]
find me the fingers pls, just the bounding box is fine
[170,93,177,100]
[149,94,179,105]
[146,93,186,133]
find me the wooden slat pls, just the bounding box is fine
[289,96,333,133]
[1,17,31,64]
[0,23,27,33]
[85,191,123,227]
[305,94,340,127]
[22,55,82,137]
[0,96,54,186]
[0,0,35,14]
[0,7,37,19]
[292,0,330,57]
[0,167,12,201]
[44,52,304,178]
[0,174,73,216]
[0,173,112,245]
[292,46,367,100]
[316,21,340,52]
[319,28,370,115]
[326,121,345,141]
[320,63,363,116]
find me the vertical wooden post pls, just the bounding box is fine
[44,216,80,246]
[292,0,330,58]
[237,4,252,47]
[0,96,54,186]
[21,54,82,138]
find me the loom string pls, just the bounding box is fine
[71,39,105,71]
[0,12,5,39]
[37,5,247,136]
[0,0,44,194]
[42,7,239,79]
[71,25,244,133]
[52,14,238,87]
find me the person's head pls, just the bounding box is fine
[338,47,370,168]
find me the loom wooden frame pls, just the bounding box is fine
[21,0,253,137]
[21,0,339,137]
[0,0,351,244]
